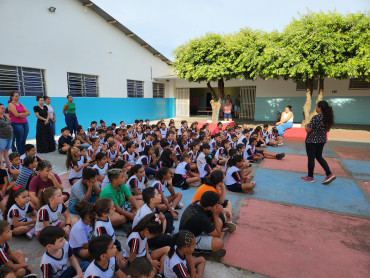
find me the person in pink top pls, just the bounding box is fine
[221,98,233,122]
[7,91,30,155]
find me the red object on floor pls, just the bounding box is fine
[283,127,307,139]
[223,198,370,278]
[197,121,234,133]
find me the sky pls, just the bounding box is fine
[94,0,369,60]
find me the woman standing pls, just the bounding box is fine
[234,95,241,118]
[302,101,336,184]
[63,94,79,136]
[276,105,294,137]
[222,98,233,122]
[45,96,56,144]
[7,91,30,155]
[0,103,13,169]
[33,96,56,153]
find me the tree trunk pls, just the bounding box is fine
[308,78,324,121]
[301,78,314,126]
[210,99,222,123]
[218,79,225,100]
[207,82,217,101]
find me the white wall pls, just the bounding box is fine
[174,78,370,97]
[0,0,173,98]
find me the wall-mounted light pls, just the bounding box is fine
[48,6,56,13]
[107,19,117,24]
[83,3,93,7]
[142,44,149,48]
[127,33,135,37]
[154,53,161,57]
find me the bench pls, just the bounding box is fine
[197,109,213,116]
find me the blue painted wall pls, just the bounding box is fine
[0,97,176,139]
[255,96,370,124]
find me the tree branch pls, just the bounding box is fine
[218,79,224,101]
[207,82,217,101]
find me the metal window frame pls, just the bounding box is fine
[127,79,144,98]
[0,64,46,96]
[67,72,99,97]
[296,79,318,91]
[349,78,370,90]
[153,82,165,98]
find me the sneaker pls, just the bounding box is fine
[175,202,184,209]
[322,174,336,185]
[260,144,266,147]
[224,222,237,233]
[281,153,285,158]
[278,143,284,146]
[26,228,35,240]
[193,249,226,259]
[301,176,315,182]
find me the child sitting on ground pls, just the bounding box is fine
[215,140,230,166]
[199,154,223,184]
[127,165,149,200]
[245,137,285,161]
[172,155,200,190]
[4,187,36,239]
[35,187,74,238]
[39,226,88,278]
[14,156,37,190]
[58,127,72,154]
[225,155,256,194]
[87,138,101,161]
[137,146,158,177]
[66,146,92,185]
[267,128,284,146]
[0,220,35,278]
[152,167,183,221]
[8,153,22,188]
[84,235,127,278]
[19,144,42,165]
[106,142,121,166]
[123,213,170,278]
[164,230,206,278]
[92,152,109,187]
[122,142,139,169]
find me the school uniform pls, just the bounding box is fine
[88,133,99,139]
[98,136,105,145]
[138,140,149,155]
[69,218,93,257]
[40,241,72,277]
[93,163,109,178]
[128,175,149,193]
[0,242,11,267]
[152,180,169,203]
[177,125,187,136]
[174,144,182,161]
[83,257,119,278]
[127,130,135,139]
[164,247,190,278]
[215,147,226,162]
[225,166,243,192]
[7,203,34,229]
[87,146,101,160]
[106,149,118,162]
[209,139,217,154]
[188,150,196,163]
[20,153,42,165]
[173,162,191,189]
[36,203,68,233]
[136,133,144,142]
[122,231,147,259]
[237,135,248,146]
[95,217,122,251]
[118,143,125,154]
[160,128,168,138]
[68,155,86,184]
[122,150,138,164]
[244,144,255,160]
[199,162,212,183]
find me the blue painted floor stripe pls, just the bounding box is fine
[342,159,370,180]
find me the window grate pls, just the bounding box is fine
[0,64,46,96]
[67,73,99,97]
[349,79,370,89]
[296,79,318,91]
[127,80,144,98]
[153,82,165,98]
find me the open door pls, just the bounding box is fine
[176,88,190,117]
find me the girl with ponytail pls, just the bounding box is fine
[303,100,336,184]
[164,230,206,278]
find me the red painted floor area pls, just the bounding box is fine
[223,199,370,278]
[283,127,307,139]
[359,180,370,195]
[60,173,72,191]
[329,132,370,141]
[260,154,348,177]
[333,146,370,161]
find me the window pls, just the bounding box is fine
[0,64,46,96]
[127,80,144,98]
[296,79,318,91]
[153,82,165,98]
[349,79,370,89]
[67,73,99,97]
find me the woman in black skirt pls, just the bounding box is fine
[33,96,56,153]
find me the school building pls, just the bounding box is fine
[1,0,369,139]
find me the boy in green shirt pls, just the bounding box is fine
[100,168,144,227]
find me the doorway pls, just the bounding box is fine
[240,86,256,120]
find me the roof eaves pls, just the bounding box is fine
[77,0,172,65]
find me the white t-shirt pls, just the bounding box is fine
[225,166,242,186]
[69,218,93,249]
[36,203,67,232]
[83,257,118,278]
[95,217,116,243]
[164,247,189,278]
[127,175,148,193]
[7,203,33,226]
[122,150,138,164]
[283,111,294,122]
[132,204,153,229]
[122,231,147,259]
[40,241,72,278]
[93,163,108,177]
[174,162,190,176]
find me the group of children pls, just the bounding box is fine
[0,118,286,277]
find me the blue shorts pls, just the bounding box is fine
[234,105,240,112]
[0,138,12,151]
[223,113,232,119]
[226,183,242,192]
[256,150,264,156]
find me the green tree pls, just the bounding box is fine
[261,11,370,125]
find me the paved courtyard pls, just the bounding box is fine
[10,125,370,278]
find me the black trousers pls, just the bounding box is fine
[305,142,332,177]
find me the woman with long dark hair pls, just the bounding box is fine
[33,96,55,153]
[302,101,335,184]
